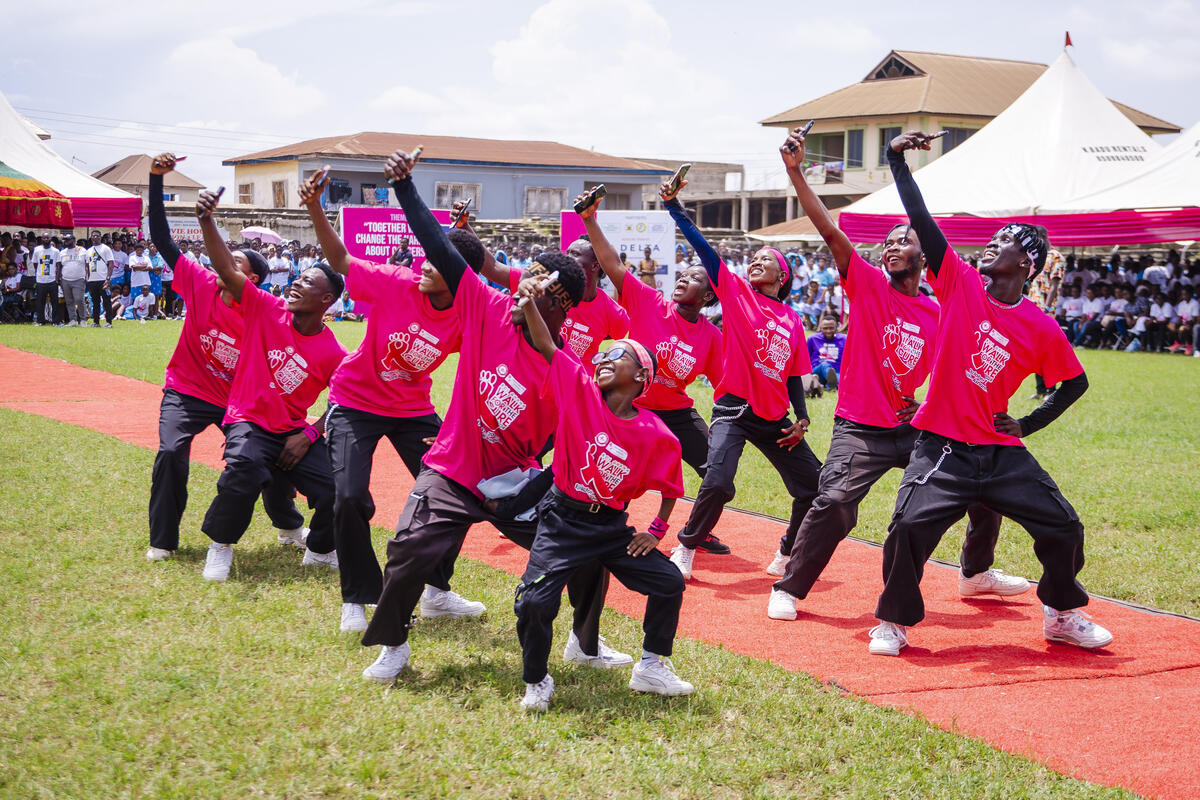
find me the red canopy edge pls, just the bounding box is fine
[839,208,1200,247]
[69,196,142,228]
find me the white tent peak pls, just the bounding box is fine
[1048,120,1200,213]
[842,51,1162,218]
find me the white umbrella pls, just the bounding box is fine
[240,225,283,244]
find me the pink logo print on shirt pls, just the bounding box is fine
[379,324,443,382]
[575,432,631,502]
[562,318,595,359]
[882,317,925,381]
[655,336,695,388]
[476,365,528,443]
[199,327,239,382]
[753,321,791,381]
[965,321,1011,390]
[267,347,310,395]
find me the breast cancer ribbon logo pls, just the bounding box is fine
[381,331,412,371]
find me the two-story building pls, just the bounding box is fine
[223,132,669,219]
[92,153,204,205]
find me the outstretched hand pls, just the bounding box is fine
[384,150,418,182]
[573,192,604,220]
[195,188,222,220]
[299,165,331,206]
[659,177,689,204]
[780,128,808,171]
[891,131,933,154]
[776,419,810,450]
[150,153,179,176]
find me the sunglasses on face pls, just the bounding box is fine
[591,347,641,368]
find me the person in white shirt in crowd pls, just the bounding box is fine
[126,284,155,323]
[1099,286,1131,349]
[1168,286,1198,355]
[282,249,298,283]
[1072,285,1107,347]
[112,283,133,318]
[1055,284,1085,341]
[1063,259,1096,292]
[56,234,89,326]
[31,235,61,326]
[84,232,115,328]
[109,240,128,290]
[265,244,290,290]
[1143,291,1174,353]
[1142,260,1171,291]
[128,241,153,292]
[297,245,317,273]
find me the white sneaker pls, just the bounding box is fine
[302,548,339,570]
[340,603,368,632]
[145,546,173,562]
[362,643,410,683]
[767,588,798,620]
[419,586,486,618]
[629,656,694,696]
[1043,606,1113,649]
[276,525,309,549]
[670,545,695,580]
[103,322,112,328]
[959,568,1032,597]
[563,631,633,668]
[202,543,233,581]
[868,621,908,656]
[520,674,555,712]
[766,550,789,577]
[66,320,78,327]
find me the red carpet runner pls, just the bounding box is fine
[2,343,1196,799]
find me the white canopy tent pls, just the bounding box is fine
[841,51,1162,219]
[1046,121,1200,213]
[0,89,140,227]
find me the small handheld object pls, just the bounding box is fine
[573,184,606,215]
[410,145,424,163]
[799,119,815,138]
[516,270,560,308]
[666,163,692,196]
[453,197,473,227]
[173,156,187,163]
[922,130,949,142]
[215,186,225,200]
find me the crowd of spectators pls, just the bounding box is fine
[3,227,1198,362]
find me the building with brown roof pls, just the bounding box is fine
[758,49,1180,217]
[223,132,669,217]
[92,154,205,204]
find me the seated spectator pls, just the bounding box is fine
[124,285,155,323]
[806,314,846,391]
[2,264,27,322]
[1146,291,1174,352]
[1072,285,1106,347]
[1055,284,1085,340]
[1099,285,1131,349]
[1168,286,1197,354]
[112,284,133,319]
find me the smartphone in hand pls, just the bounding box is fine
[573,184,606,215]
[453,197,474,226]
[667,164,692,196]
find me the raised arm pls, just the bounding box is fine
[148,154,182,267]
[195,189,247,302]
[298,166,351,275]
[574,194,627,297]
[514,278,557,363]
[659,179,720,285]
[385,150,471,295]
[780,129,854,275]
[886,133,948,274]
[450,200,510,286]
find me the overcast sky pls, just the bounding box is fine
[4,0,1197,193]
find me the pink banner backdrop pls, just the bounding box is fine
[74,196,142,228]
[338,205,452,315]
[839,208,1200,247]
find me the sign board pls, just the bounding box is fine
[141,216,228,242]
[336,205,453,316]
[560,209,677,296]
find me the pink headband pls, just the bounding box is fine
[618,338,655,374]
[765,248,789,283]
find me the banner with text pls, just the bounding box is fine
[560,209,677,297]
[141,216,229,242]
[337,205,452,316]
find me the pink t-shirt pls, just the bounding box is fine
[163,254,247,407]
[546,350,684,509]
[912,250,1083,447]
[223,285,348,433]
[834,253,940,429]
[507,266,629,365]
[617,271,723,412]
[712,262,810,420]
[328,258,462,417]
[422,275,573,498]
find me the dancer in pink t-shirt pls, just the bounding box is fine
[298,167,484,635]
[572,193,723,479]
[193,187,348,584]
[660,180,822,578]
[868,131,1111,657]
[145,153,306,563]
[513,280,692,711]
[359,150,622,686]
[765,129,1015,623]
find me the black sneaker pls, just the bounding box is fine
[696,534,731,555]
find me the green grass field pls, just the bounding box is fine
[0,321,1190,798]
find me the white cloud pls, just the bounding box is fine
[369,86,447,114]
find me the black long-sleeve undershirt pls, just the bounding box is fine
[1017,372,1088,437]
[786,376,809,422]
[664,198,721,286]
[886,147,948,276]
[147,173,181,267]
[389,178,471,295]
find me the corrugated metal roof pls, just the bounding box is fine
[92,154,204,189]
[761,50,1179,134]
[224,132,668,172]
